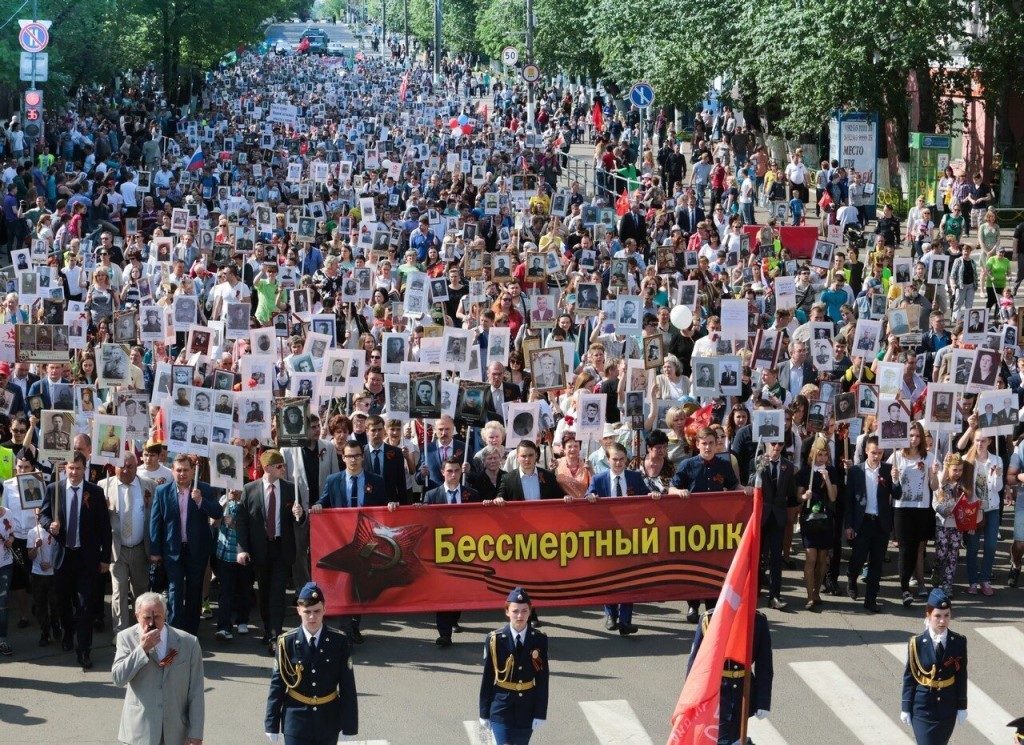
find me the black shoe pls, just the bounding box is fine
[686,607,699,623]
[618,623,638,636]
[823,576,838,596]
[604,616,619,631]
[435,635,453,648]
[1009,564,1021,588]
[78,652,94,670]
[17,618,30,629]
[38,635,50,647]
[61,633,74,652]
[452,624,463,633]
[349,626,364,644]
[267,643,276,657]
[864,600,883,614]
[847,579,859,601]
[902,591,914,607]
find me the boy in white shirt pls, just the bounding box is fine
[27,515,58,647]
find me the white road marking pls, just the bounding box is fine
[579,699,655,745]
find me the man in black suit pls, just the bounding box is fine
[675,194,706,239]
[236,449,305,653]
[363,415,409,505]
[40,452,111,670]
[750,443,796,610]
[423,457,481,647]
[483,362,521,424]
[25,362,66,414]
[845,436,900,612]
[617,200,648,249]
[496,440,565,502]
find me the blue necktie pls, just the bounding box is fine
[349,475,358,508]
[67,486,80,549]
[447,489,457,505]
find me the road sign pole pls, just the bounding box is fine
[525,0,534,129]
[638,108,644,169]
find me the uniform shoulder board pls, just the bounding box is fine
[948,629,965,642]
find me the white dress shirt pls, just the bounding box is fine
[863,464,880,516]
[117,478,145,547]
[444,485,462,504]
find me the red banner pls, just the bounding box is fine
[311,493,752,615]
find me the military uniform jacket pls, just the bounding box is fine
[479,624,549,727]
[265,625,358,739]
[686,610,773,721]
[901,630,968,719]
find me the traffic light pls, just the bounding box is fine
[23,89,43,140]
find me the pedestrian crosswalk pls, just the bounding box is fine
[388,625,1022,744]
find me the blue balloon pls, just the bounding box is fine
[457,114,469,125]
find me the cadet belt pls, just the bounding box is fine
[287,689,339,706]
[721,669,746,679]
[495,680,535,692]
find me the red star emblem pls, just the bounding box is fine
[315,513,427,602]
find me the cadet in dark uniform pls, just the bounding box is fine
[668,426,743,622]
[686,606,774,745]
[479,587,550,745]
[901,588,968,745]
[265,582,358,745]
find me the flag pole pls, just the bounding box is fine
[738,438,766,745]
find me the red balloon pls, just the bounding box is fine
[449,117,459,129]
[461,123,474,135]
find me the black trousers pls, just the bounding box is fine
[761,515,785,599]
[56,551,98,653]
[255,540,289,639]
[436,611,462,637]
[847,516,889,603]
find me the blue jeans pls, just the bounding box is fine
[0,563,11,638]
[965,509,999,584]
[490,722,533,745]
[603,603,633,625]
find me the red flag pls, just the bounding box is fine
[667,486,763,745]
[615,189,631,217]
[592,101,604,133]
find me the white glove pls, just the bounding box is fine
[956,710,967,724]
[755,709,769,720]
[899,712,911,726]
[532,719,545,730]
[478,718,490,730]
[265,735,280,743]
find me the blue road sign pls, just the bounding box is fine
[19,22,49,53]
[629,81,654,109]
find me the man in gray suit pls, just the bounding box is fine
[281,414,339,587]
[111,592,205,745]
[102,453,158,632]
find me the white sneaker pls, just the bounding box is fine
[236,623,249,635]
[215,630,233,641]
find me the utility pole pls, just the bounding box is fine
[525,0,534,129]
[433,0,441,82]
[381,0,386,52]
[403,0,409,61]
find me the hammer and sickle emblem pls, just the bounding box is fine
[357,531,404,573]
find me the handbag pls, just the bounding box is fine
[952,494,980,533]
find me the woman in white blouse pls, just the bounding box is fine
[964,432,1002,596]
[652,354,691,402]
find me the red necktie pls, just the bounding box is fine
[265,484,276,539]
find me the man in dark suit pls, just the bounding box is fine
[585,442,655,635]
[363,415,409,505]
[483,362,521,424]
[312,441,393,643]
[26,361,66,414]
[618,200,648,249]
[675,195,706,239]
[416,416,465,491]
[148,454,224,634]
[9,361,39,411]
[423,458,481,647]
[496,440,565,502]
[750,443,797,610]
[40,452,110,669]
[845,436,900,612]
[777,341,816,400]
[236,449,305,653]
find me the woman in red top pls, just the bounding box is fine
[67,201,86,240]
[491,291,523,339]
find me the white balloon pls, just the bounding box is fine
[670,305,693,330]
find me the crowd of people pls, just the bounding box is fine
[0,25,1019,738]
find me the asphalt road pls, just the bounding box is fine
[2,528,1020,744]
